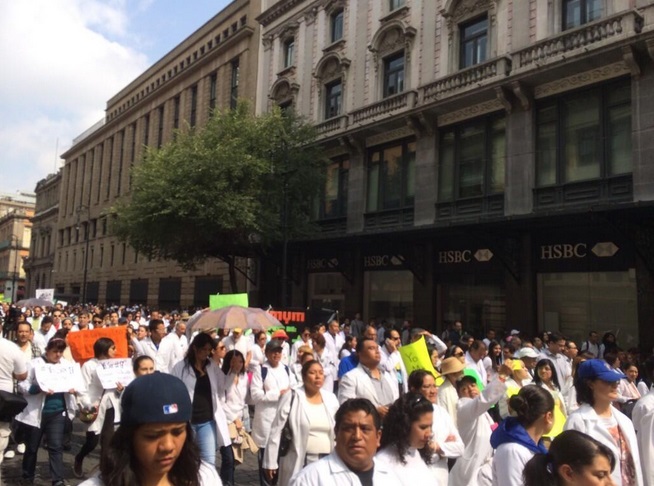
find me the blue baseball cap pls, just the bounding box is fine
[121,372,192,426]
[577,359,625,382]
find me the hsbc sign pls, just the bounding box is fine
[437,249,494,264]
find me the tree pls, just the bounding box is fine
[110,102,327,292]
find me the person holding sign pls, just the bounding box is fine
[74,337,120,478]
[16,338,79,486]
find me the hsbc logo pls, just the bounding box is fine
[438,249,493,264]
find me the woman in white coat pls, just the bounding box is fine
[408,370,464,485]
[16,338,79,486]
[171,332,233,485]
[564,359,643,486]
[263,360,339,486]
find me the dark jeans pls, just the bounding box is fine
[257,447,273,486]
[220,445,235,486]
[22,411,66,483]
[76,431,99,461]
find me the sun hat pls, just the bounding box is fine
[121,372,192,426]
[440,357,466,376]
[271,329,289,340]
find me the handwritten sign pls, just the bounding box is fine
[399,337,444,386]
[96,358,134,389]
[36,288,54,301]
[34,360,84,393]
[209,293,249,310]
[67,327,129,365]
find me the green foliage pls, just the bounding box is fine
[111,102,326,269]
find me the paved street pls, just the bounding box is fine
[2,420,260,485]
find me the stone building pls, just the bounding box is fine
[53,0,261,307]
[0,191,35,302]
[256,0,654,348]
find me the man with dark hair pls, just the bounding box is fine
[538,332,569,390]
[135,319,167,369]
[632,356,654,486]
[465,340,488,385]
[289,399,397,486]
[580,330,605,359]
[32,315,55,351]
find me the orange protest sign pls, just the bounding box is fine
[67,326,129,364]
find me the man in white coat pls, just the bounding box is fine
[632,356,654,486]
[449,362,512,486]
[338,338,399,419]
[289,398,399,486]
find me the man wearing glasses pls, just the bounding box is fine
[380,329,408,395]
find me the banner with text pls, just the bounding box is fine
[96,358,134,389]
[35,360,84,394]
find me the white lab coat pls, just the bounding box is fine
[430,404,464,484]
[376,446,442,486]
[438,379,460,427]
[16,357,79,428]
[564,403,643,486]
[263,386,339,486]
[250,361,295,447]
[449,377,507,486]
[631,390,654,486]
[492,442,536,486]
[171,360,231,448]
[289,453,399,486]
[380,345,408,394]
[315,348,337,392]
[156,332,187,373]
[337,364,399,406]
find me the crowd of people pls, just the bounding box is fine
[0,302,653,486]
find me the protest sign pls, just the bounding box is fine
[67,327,129,365]
[399,337,444,385]
[96,358,134,389]
[36,288,54,301]
[209,293,249,310]
[34,360,84,393]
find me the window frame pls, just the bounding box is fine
[459,15,489,69]
[562,0,604,31]
[315,157,350,220]
[230,59,239,109]
[383,51,405,98]
[367,139,415,213]
[324,79,343,120]
[330,9,344,43]
[283,37,295,69]
[390,0,405,12]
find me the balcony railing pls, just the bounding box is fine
[421,57,512,104]
[315,115,348,137]
[350,91,418,125]
[512,10,643,73]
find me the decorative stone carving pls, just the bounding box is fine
[534,62,630,99]
[269,78,300,107]
[366,126,413,146]
[442,0,498,37]
[438,99,503,126]
[369,20,417,72]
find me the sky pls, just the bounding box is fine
[0,0,232,195]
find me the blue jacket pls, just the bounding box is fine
[490,417,548,454]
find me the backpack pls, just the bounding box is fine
[261,364,290,382]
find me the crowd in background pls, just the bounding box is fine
[0,301,653,486]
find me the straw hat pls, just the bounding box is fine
[440,357,466,375]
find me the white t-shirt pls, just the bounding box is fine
[0,337,27,393]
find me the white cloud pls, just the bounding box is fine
[0,0,149,192]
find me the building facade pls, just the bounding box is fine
[256,0,654,349]
[0,192,35,302]
[53,0,262,307]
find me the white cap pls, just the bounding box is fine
[510,329,520,336]
[516,347,540,359]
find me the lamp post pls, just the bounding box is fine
[10,234,19,303]
[76,206,90,304]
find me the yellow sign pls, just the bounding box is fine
[399,337,443,385]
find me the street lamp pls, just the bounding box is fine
[76,206,90,304]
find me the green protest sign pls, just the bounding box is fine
[209,293,249,310]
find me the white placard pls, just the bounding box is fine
[36,288,54,301]
[34,360,84,394]
[95,358,134,389]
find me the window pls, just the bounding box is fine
[563,0,603,30]
[116,130,124,195]
[536,79,631,187]
[283,38,295,68]
[367,140,415,212]
[105,138,113,199]
[383,52,404,98]
[190,85,198,127]
[460,16,488,69]
[325,80,342,119]
[230,59,239,109]
[143,114,150,147]
[439,116,506,201]
[209,73,217,111]
[315,158,349,219]
[331,10,344,43]
[157,105,165,148]
[390,0,405,11]
[173,96,180,130]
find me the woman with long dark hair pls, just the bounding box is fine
[491,385,555,486]
[16,338,79,486]
[221,350,250,451]
[534,358,568,440]
[376,392,439,485]
[79,372,221,486]
[524,430,615,486]
[171,332,233,485]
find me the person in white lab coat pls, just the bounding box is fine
[523,430,616,486]
[491,386,554,486]
[632,356,654,486]
[437,357,466,427]
[289,398,398,486]
[449,362,512,486]
[564,359,643,486]
[407,370,464,485]
[262,360,339,486]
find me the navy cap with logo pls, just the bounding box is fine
[577,359,626,383]
[120,372,192,426]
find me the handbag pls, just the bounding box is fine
[278,391,296,458]
[0,390,28,422]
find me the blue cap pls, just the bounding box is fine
[120,372,192,426]
[577,359,625,382]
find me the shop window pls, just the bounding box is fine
[367,140,415,212]
[383,52,404,98]
[536,79,631,187]
[283,37,295,68]
[331,9,344,43]
[325,79,342,119]
[315,157,349,220]
[563,0,604,30]
[460,16,488,69]
[439,116,505,201]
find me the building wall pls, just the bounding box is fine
[53,0,262,307]
[0,208,33,302]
